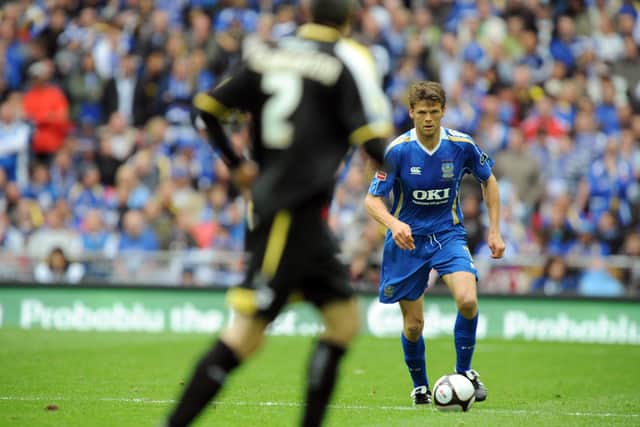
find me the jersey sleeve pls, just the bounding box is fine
[334,39,393,147]
[192,64,256,168]
[368,145,400,197]
[195,64,256,117]
[464,139,494,182]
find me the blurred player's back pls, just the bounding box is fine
[196,27,390,218]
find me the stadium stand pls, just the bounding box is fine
[0,0,639,296]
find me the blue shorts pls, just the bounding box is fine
[378,228,478,304]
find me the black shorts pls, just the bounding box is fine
[226,204,353,321]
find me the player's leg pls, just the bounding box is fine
[167,314,268,427]
[168,209,293,426]
[379,235,433,405]
[301,297,360,427]
[399,297,431,404]
[441,271,487,401]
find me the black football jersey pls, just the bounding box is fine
[195,23,392,218]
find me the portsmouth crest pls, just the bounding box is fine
[383,285,394,298]
[441,161,454,180]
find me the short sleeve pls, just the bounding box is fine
[368,146,400,197]
[335,39,393,146]
[465,140,494,182]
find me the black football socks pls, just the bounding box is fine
[168,340,240,427]
[301,340,347,427]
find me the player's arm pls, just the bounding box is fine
[481,174,505,259]
[365,193,415,250]
[193,92,243,169]
[193,68,257,189]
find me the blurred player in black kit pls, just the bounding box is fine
[165,0,392,426]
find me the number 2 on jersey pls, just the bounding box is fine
[261,71,302,149]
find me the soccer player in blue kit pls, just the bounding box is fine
[365,81,505,405]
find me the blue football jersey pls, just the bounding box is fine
[368,127,494,236]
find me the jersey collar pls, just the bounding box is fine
[411,127,445,156]
[298,24,342,43]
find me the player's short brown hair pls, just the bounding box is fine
[408,81,446,108]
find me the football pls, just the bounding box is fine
[432,374,476,412]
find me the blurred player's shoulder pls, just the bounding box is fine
[385,129,413,155]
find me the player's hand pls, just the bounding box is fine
[487,231,505,259]
[390,220,415,250]
[231,160,258,191]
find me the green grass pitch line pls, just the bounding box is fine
[1,329,639,427]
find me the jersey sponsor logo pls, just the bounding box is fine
[441,161,454,179]
[412,188,451,205]
[410,166,422,175]
[376,170,387,181]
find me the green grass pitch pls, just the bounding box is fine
[1,328,639,427]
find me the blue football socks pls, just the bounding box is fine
[401,334,428,388]
[454,312,478,374]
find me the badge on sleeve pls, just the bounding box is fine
[376,170,387,181]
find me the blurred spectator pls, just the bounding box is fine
[66,53,104,124]
[22,60,70,163]
[114,164,151,211]
[68,165,108,224]
[160,56,196,126]
[80,209,117,257]
[0,211,24,252]
[530,256,578,295]
[180,265,196,287]
[566,219,610,257]
[578,256,625,297]
[50,148,77,198]
[622,231,640,295]
[22,163,57,211]
[521,95,569,142]
[0,100,30,187]
[117,209,159,252]
[26,205,82,259]
[576,138,633,226]
[33,246,85,284]
[97,111,137,162]
[169,210,199,251]
[144,196,175,250]
[135,51,169,124]
[493,127,543,208]
[594,75,622,135]
[461,192,485,255]
[101,52,146,126]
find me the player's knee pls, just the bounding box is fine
[456,296,477,318]
[222,329,265,359]
[404,318,424,340]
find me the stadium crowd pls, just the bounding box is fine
[0,0,639,295]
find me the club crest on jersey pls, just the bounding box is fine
[410,166,422,175]
[376,170,387,181]
[441,161,454,180]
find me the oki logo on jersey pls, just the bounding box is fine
[412,188,451,205]
[375,170,387,181]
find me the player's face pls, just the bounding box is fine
[410,99,445,140]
